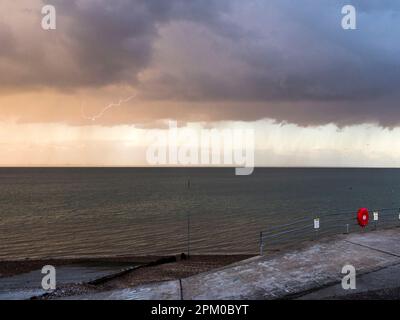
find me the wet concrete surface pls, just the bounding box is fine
[0,262,136,300]
[344,230,400,256]
[298,262,400,299]
[64,228,400,300]
[181,233,400,299]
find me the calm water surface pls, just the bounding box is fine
[1,168,399,260]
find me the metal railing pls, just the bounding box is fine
[259,207,400,255]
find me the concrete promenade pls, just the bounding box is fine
[73,228,400,300]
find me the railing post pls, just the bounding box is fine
[259,232,264,256]
[186,177,191,259]
[346,224,349,234]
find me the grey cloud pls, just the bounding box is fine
[144,1,400,102]
[137,0,400,126]
[0,0,232,89]
[1,0,400,127]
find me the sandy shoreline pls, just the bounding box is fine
[0,256,160,278]
[0,255,254,299]
[0,254,254,278]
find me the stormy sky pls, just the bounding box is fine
[0,0,400,166]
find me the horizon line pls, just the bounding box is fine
[0,165,400,169]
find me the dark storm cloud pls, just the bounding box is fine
[1,0,400,127]
[144,0,400,103]
[137,0,400,126]
[0,0,232,89]
[54,0,235,87]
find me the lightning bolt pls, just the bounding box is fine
[80,94,137,122]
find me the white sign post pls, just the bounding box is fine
[373,211,379,230]
[314,218,320,239]
[314,218,320,230]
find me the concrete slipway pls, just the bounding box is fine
[73,228,400,300]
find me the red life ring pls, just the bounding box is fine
[357,208,369,227]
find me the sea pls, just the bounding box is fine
[1,168,400,260]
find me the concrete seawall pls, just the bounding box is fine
[72,228,400,300]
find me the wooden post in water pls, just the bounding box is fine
[187,177,191,259]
